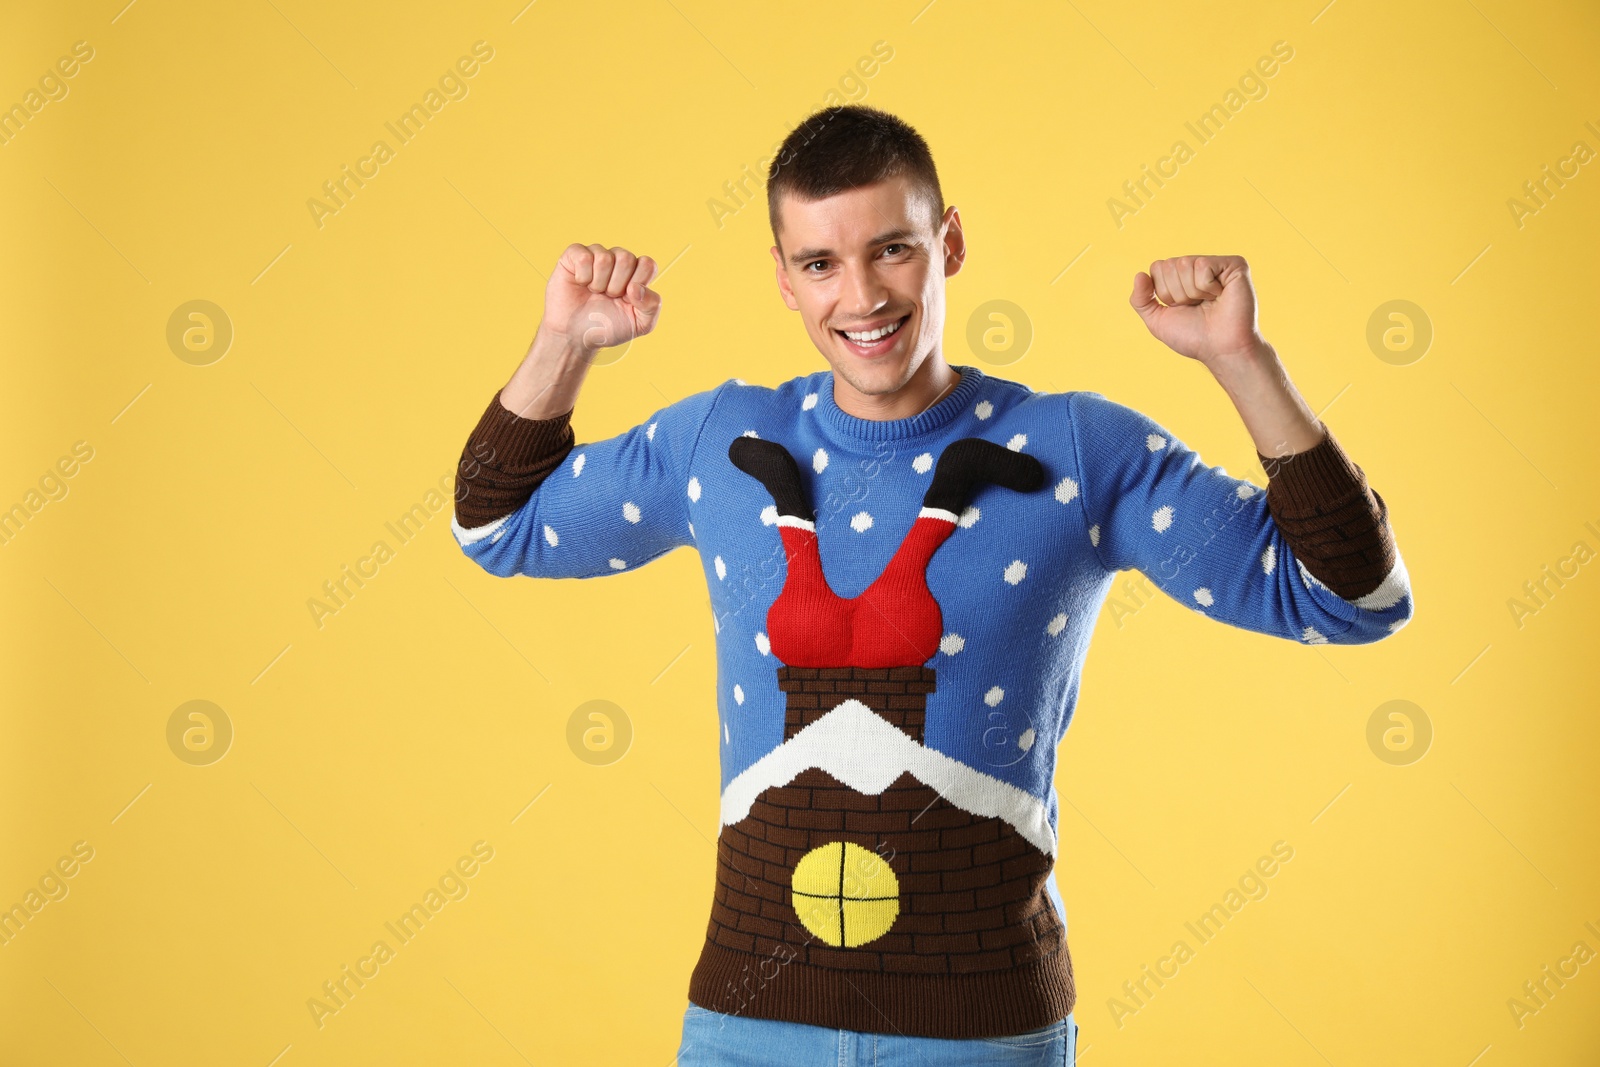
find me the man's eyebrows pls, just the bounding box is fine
[788,228,918,264]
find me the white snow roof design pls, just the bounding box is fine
[720,699,1056,858]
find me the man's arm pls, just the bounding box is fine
[451,243,725,578]
[1065,254,1414,643]
[1068,390,1411,643]
[453,241,656,536]
[1128,255,1402,604]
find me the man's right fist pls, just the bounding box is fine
[544,243,662,353]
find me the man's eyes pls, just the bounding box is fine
[803,245,908,272]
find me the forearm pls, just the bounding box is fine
[499,322,598,420]
[455,325,595,529]
[1208,341,1324,459]
[1210,342,1399,601]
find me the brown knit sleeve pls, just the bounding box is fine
[453,389,577,529]
[1256,424,1397,601]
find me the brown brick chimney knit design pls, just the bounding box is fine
[779,666,934,741]
[688,668,1076,1036]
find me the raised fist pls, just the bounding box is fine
[544,243,663,353]
[1129,254,1266,367]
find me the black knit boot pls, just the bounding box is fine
[921,437,1045,514]
[728,436,815,523]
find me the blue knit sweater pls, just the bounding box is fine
[451,362,1413,1033]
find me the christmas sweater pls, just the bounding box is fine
[450,362,1412,1038]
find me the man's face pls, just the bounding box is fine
[770,174,964,400]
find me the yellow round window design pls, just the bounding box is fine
[791,841,900,948]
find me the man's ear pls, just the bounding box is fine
[941,205,966,279]
[770,245,800,311]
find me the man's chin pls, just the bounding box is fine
[831,352,914,396]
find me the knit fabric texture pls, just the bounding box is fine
[451,363,1414,1038]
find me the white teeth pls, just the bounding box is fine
[843,317,904,343]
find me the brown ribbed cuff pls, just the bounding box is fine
[453,389,577,528]
[1256,424,1397,601]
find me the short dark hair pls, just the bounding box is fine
[766,105,944,248]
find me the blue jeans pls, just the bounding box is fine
[675,1004,1078,1066]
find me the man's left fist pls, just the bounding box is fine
[1129,254,1267,368]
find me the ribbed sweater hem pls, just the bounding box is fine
[686,939,1076,1039]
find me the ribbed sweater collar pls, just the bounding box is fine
[817,363,987,442]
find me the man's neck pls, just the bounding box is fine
[831,356,962,422]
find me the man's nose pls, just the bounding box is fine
[839,261,889,317]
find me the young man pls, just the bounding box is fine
[452,106,1410,1066]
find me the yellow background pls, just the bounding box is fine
[3,1,1598,1063]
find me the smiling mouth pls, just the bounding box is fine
[836,314,911,354]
